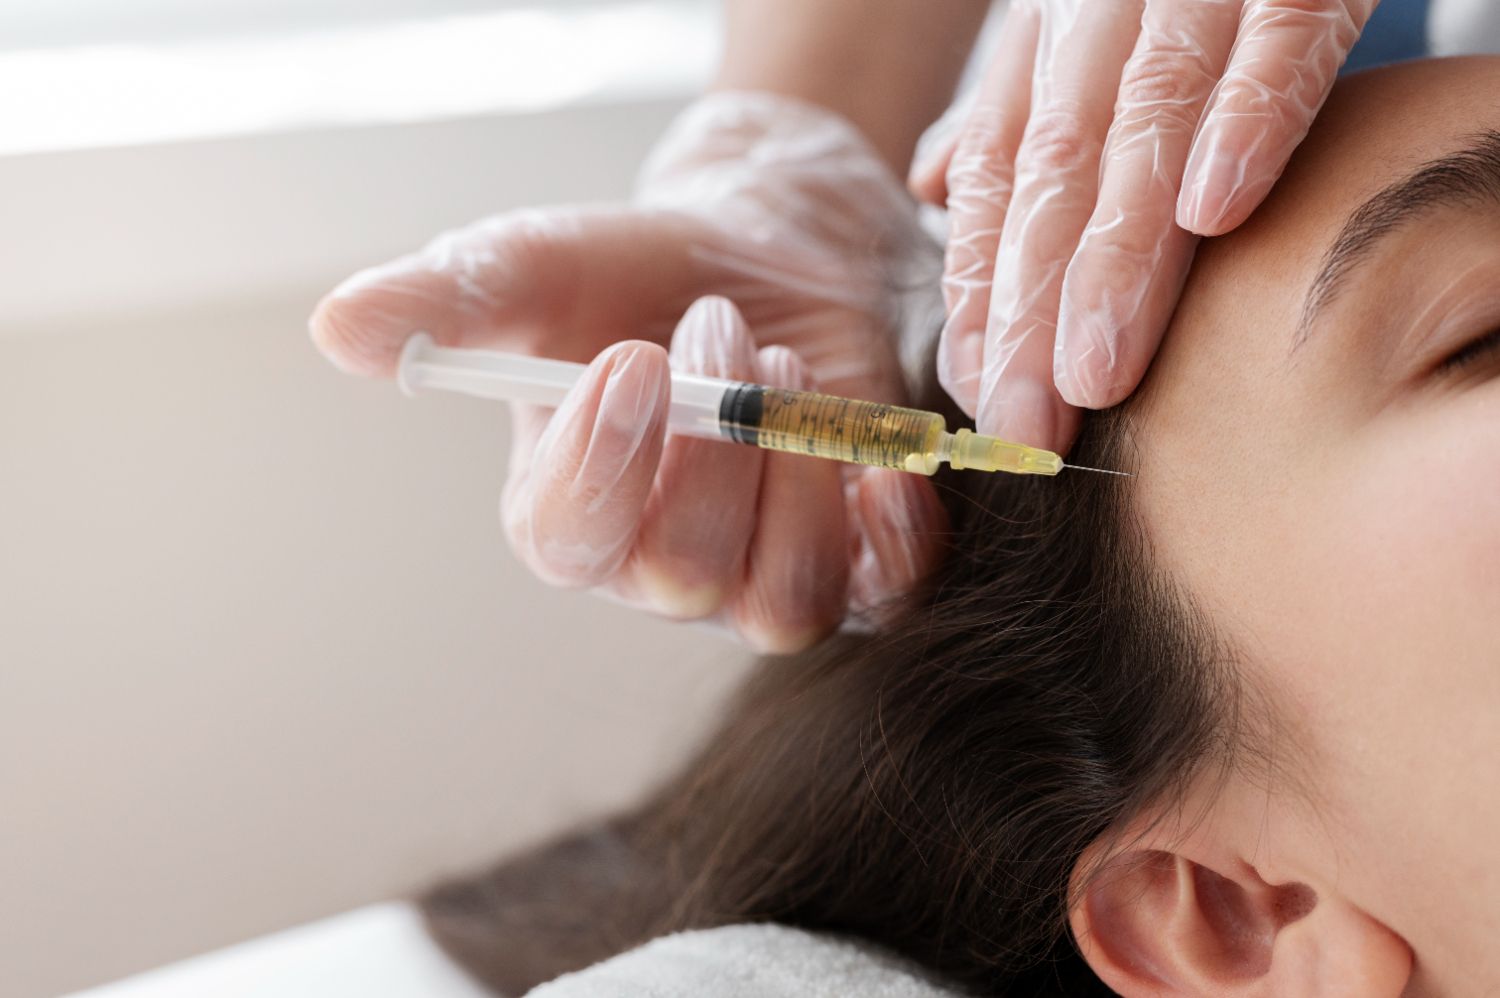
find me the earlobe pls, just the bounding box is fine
[1069,847,1413,997]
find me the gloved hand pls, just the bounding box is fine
[310,92,948,653]
[911,0,1378,450]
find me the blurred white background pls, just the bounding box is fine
[9,2,1500,996]
[0,2,750,995]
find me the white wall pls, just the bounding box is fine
[0,99,750,997]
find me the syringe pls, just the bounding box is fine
[397,334,1125,478]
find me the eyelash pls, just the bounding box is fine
[1441,327,1500,373]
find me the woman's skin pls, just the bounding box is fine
[1071,57,1500,996]
[715,0,988,173]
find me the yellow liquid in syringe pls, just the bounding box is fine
[718,386,1064,477]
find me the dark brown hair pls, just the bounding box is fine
[421,404,1245,996]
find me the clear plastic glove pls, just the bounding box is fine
[310,93,948,653]
[911,0,1378,450]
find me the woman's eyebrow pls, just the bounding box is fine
[1293,129,1500,352]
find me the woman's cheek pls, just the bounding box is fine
[1305,397,1500,714]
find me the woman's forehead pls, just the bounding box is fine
[1130,56,1500,615]
[1137,57,1500,476]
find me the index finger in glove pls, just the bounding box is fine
[936,0,1041,417]
[976,1,1144,449]
[1177,0,1378,235]
[1054,0,1240,409]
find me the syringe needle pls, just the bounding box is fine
[1064,463,1133,478]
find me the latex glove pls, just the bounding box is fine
[310,93,948,653]
[912,0,1378,450]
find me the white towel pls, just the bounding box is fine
[526,924,967,998]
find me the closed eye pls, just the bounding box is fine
[1441,327,1500,374]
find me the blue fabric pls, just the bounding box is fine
[1343,0,1429,73]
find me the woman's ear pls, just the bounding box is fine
[1068,845,1413,997]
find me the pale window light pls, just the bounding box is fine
[0,1,717,157]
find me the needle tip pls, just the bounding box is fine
[1064,463,1133,478]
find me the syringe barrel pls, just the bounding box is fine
[399,332,732,441]
[665,373,733,442]
[398,334,587,406]
[397,335,952,473]
[715,384,947,474]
